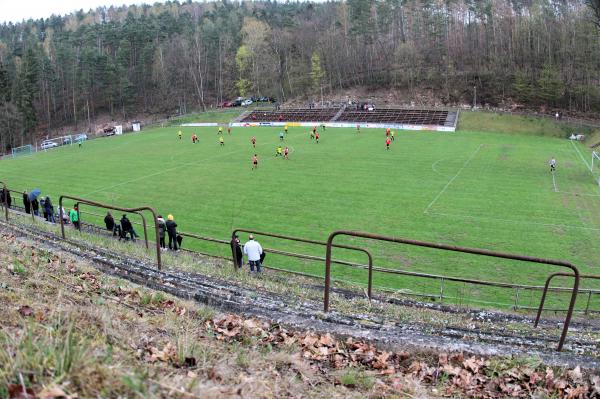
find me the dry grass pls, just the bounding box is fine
[0,229,430,398]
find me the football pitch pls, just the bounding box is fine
[2,117,600,310]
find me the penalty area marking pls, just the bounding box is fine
[424,144,483,214]
[427,211,600,232]
[431,159,446,176]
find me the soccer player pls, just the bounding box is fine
[315,132,320,143]
[227,127,231,135]
[549,157,557,172]
[251,136,256,148]
[310,131,315,140]
[219,136,224,146]
[252,154,258,170]
[321,123,326,131]
[391,131,395,141]
[385,127,390,137]
[312,125,317,135]
[386,137,391,150]
[284,124,288,134]
[218,126,223,135]
[276,146,283,157]
[178,130,182,140]
[284,146,289,159]
[191,134,197,143]
[356,124,360,133]
[279,131,284,141]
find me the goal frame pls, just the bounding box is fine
[11,144,33,158]
[592,151,600,172]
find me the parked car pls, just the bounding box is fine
[231,99,243,107]
[219,101,232,108]
[75,133,88,141]
[40,140,58,150]
[242,99,253,106]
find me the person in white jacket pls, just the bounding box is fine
[243,234,263,273]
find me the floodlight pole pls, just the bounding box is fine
[473,85,477,109]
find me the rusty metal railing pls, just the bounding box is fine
[58,195,162,269]
[534,272,600,327]
[232,228,374,299]
[77,205,149,249]
[324,230,580,352]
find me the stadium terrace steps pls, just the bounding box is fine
[240,107,458,128]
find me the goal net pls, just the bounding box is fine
[11,145,33,157]
[592,151,600,171]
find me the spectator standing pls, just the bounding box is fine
[44,196,55,223]
[31,197,39,216]
[166,214,178,250]
[70,205,80,229]
[59,206,69,224]
[23,192,30,214]
[230,233,243,269]
[40,197,47,220]
[120,214,138,241]
[0,188,11,208]
[157,215,167,250]
[104,212,121,237]
[243,234,263,273]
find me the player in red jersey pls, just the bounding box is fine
[315,132,320,143]
[252,154,258,170]
[227,127,231,135]
[284,146,289,159]
[251,136,256,148]
[385,127,390,137]
[385,137,391,150]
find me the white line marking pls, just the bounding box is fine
[570,140,592,172]
[552,172,558,192]
[431,159,445,176]
[429,211,600,232]
[424,144,483,213]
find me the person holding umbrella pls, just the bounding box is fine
[27,189,41,216]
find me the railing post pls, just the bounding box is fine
[439,277,444,302]
[585,290,592,315]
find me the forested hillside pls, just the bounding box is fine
[0,0,600,151]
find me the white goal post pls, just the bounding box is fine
[592,151,600,172]
[11,145,33,157]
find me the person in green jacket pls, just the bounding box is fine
[70,205,80,230]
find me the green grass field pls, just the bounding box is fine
[2,111,600,311]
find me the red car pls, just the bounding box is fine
[219,101,232,108]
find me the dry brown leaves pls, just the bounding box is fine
[203,313,599,398]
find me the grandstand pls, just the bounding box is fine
[238,106,459,131]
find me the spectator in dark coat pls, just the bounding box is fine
[31,198,39,216]
[120,214,138,241]
[0,188,11,208]
[166,214,178,250]
[157,215,167,249]
[44,196,55,223]
[23,192,30,214]
[230,233,243,268]
[104,212,121,237]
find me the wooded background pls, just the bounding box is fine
[1,0,599,150]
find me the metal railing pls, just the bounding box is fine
[58,195,162,269]
[76,205,150,249]
[534,273,600,327]
[323,230,580,352]
[231,228,374,299]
